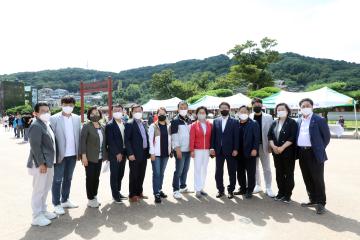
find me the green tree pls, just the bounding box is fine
[151,69,175,99]
[124,84,141,102]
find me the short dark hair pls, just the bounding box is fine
[238,105,250,112]
[251,97,263,105]
[61,96,76,105]
[177,100,188,108]
[87,106,102,120]
[112,104,123,110]
[219,102,230,109]
[299,98,313,107]
[196,106,208,115]
[157,107,167,114]
[275,103,291,117]
[34,102,50,113]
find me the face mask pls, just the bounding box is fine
[238,113,249,121]
[220,110,229,116]
[277,111,287,118]
[90,115,101,122]
[197,114,206,121]
[179,110,188,117]
[133,112,143,120]
[158,115,166,122]
[301,108,313,116]
[39,113,51,123]
[62,106,73,114]
[253,106,262,113]
[113,112,123,120]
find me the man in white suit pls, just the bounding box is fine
[250,98,275,197]
[50,96,81,215]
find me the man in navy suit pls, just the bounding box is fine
[125,104,150,202]
[210,102,239,199]
[105,104,128,204]
[297,98,330,214]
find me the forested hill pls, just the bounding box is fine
[0,52,359,93]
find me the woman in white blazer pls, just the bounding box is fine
[148,107,172,204]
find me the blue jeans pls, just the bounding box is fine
[172,151,190,192]
[151,156,169,195]
[52,156,77,206]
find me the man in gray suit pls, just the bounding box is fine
[27,102,57,227]
[250,98,275,197]
[50,96,81,215]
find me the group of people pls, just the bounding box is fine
[1,112,33,141]
[26,95,331,227]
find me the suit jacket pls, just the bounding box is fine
[27,118,56,168]
[238,119,260,158]
[50,112,81,163]
[250,112,273,153]
[105,118,126,160]
[125,119,150,161]
[210,116,239,156]
[296,114,331,163]
[80,122,108,163]
[268,117,298,161]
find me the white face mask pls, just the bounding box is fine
[197,114,206,121]
[301,108,313,116]
[39,112,51,123]
[113,112,123,120]
[133,112,143,120]
[179,110,188,117]
[62,106,73,114]
[238,113,249,121]
[277,111,287,118]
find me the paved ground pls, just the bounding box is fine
[0,128,359,240]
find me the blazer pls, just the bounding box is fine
[238,119,260,158]
[190,120,212,151]
[210,116,239,156]
[250,112,273,153]
[125,119,150,161]
[296,114,331,163]
[105,118,126,160]
[50,112,81,163]
[268,117,298,161]
[80,122,108,163]
[27,118,56,168]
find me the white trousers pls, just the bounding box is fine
[193,149,210,192]
[28,166,54,219]
[255,144,272,189]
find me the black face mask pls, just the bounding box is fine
[220,110,229,116]
[253,106,262,113]
[90,115,101,122]
[158,115,166,122]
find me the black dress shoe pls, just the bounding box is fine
[301,201,317,207]
[227,192,234,199]
[274,194,285,201]
[234,189,247,195]
[113,199,123,204]
[119,193,128,200]
[159,191,168,198]
[316,204,326,214]
[245,193,253,199]
[154,195,162,204]
[282,197,291,203]
[216,192,225,198]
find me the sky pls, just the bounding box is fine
[0,0,359,75]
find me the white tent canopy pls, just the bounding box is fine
[262,87,355,109]
[189,93,252,110]
[142,97,182,112]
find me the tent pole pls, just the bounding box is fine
[354,100,359,139]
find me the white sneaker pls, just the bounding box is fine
[87,199,100,208]
[43,211,57,220]
[253,185,262,194]
[179,187,188,193]
[266,188,275,198]
[61,200,79,209]
[173,191,183,199]
[54,205,65,215]
[32,215,51,227]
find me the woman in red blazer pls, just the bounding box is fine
[190,106,213,198]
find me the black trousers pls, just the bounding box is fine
[236,153,256,193]
[215,152,237,193]
[274,154,295,198]
[110,156,127,200]
[129,151,147,198]
[298,148,326,205]
[85,160,102,200]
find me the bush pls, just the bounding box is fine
[248,87,281,99]
[5,104,33,115]
[187,89,233,104]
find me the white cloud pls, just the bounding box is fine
[0,0,359,74]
